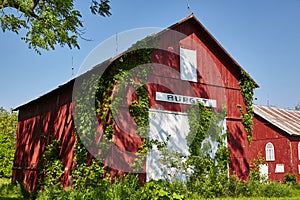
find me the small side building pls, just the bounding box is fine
[250,105,300,182]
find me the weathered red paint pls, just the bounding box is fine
[250,115,300,182]
[12,82,75,191]
[12,14,255,191]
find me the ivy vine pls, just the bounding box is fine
[185,103,229,190]
[72,38,156,181]
[239,70,256,143]
[40,139,64,190]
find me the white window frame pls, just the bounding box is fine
[298,142,300,160]
[265,142,275,161]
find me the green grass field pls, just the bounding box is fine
[1,178,300,200]
[0,178,25,199]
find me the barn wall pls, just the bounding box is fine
[250,115,300,182]
[289,139,300,181]
[150,21,250,179]
[12,82,75,191]
[87,19,250,181]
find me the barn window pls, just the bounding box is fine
[180,47,197,82]
[298,142,300,160]
[265,142,275,161]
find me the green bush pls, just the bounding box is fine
[284,173,297,185]
[133,180,186,200]
[0,135,15,178]
[261,181,292,198]
[226,175,249,197]
[225,178,292,198]
[0,181,25,199]
[36,174,140,200]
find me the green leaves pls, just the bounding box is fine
[185,104,229,198]
[239,70,256,142]
[22,0,82,53]
[0,14,27,34]
[134,180,185,200]
[0,107,17,140]
[90,0,111,16]
[0,0,111,53]
[0,134,15,178]
[40,139,64,188]
[0,107,17,178]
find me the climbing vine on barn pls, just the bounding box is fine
[239,70,256,142]
[72,39,155,180]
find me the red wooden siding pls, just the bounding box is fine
[250,115,300,182]
[12,14,254,190]
[12,83,75,191]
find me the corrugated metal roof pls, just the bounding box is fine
[253,105,300,136]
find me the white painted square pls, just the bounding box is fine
[275,164,284,173]
[180,47,197,82]
[259,164,268,180]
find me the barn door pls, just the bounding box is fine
[146,109,190,182]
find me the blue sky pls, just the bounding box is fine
[0,0,300,110]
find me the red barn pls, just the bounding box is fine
[250,105,300,182]
[12,14,258,191]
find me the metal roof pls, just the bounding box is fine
[253,105,300,136]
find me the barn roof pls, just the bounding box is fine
[14,14,258,111]
[253,105,300,136]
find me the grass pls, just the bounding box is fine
[1,178,300,200]
[0,178,25,199]
[0,178,10,184]
[216,198,300,200]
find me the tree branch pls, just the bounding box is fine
[1,0,39,18]
[31,0,40,11]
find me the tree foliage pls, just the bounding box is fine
[0,107,18,178]
[0,107,17,139]
[0,0,111,53]
[295,104,300,111]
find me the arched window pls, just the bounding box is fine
[266,142,275,161]
[298,142,300,160]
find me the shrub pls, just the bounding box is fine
[226,175,249,197]
[0,181,24,199]
[0,135,15,178]
[284,173,297,185]
[133,180,186,200]
[261,181,292,197]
